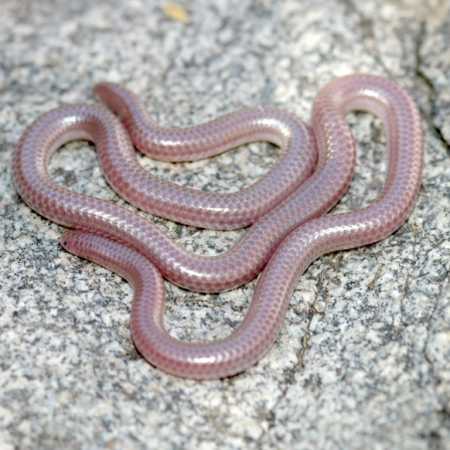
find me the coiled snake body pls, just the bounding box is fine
[13,75,423,379]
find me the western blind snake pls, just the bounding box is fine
[13,74,423,379]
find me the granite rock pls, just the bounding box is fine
[0,1,449,449]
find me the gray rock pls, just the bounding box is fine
[0,1,449,449]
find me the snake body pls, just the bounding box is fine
[13,74,423,379]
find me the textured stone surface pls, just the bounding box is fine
[1,1,449,449]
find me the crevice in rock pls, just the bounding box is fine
[422,279,450,448]
[255,263,332,446]
[255,307,316,447]
[414,21,450,152]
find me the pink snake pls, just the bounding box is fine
[13,74,423,379]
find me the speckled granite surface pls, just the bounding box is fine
[1,1,449,449]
